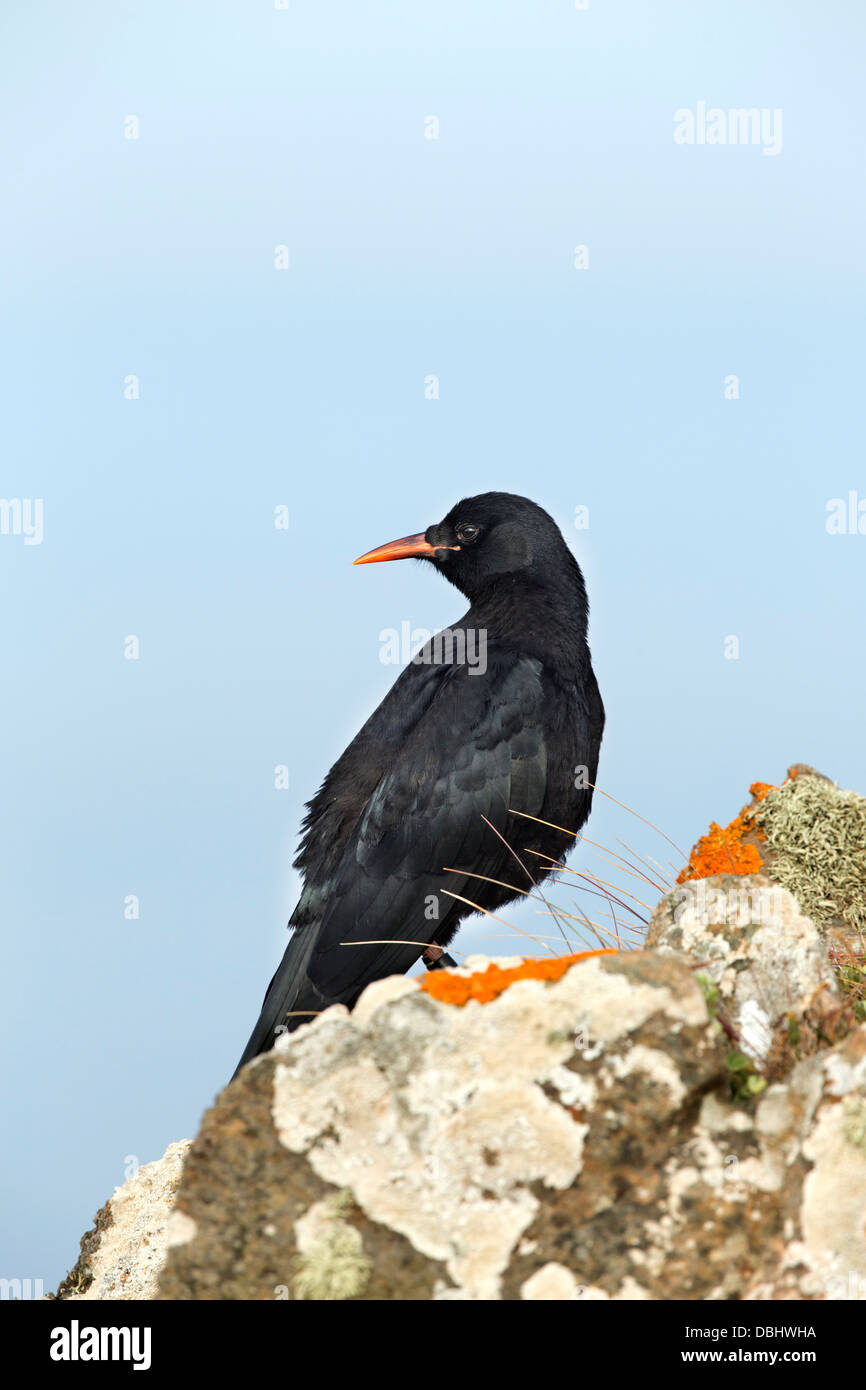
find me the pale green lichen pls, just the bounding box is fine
[842,1098,866,1153]
[292,1190,371,1301]
[546,1028,571,1045]
[754,776,866,936]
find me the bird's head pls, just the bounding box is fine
[353,491,582,604]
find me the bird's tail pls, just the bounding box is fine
[231,925,322,1081]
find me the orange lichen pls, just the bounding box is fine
[749,782,776,803]
[676,805,763,884]
[419,949,617,1006]
[676,774,815,884]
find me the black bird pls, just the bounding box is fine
[232,492,604,1078]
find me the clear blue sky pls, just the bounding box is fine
[2,1,864,1292]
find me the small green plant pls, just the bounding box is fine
[695,972,720,1013]
[835,959,866,1022]
[725,1050,767,1101]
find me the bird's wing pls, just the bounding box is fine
[304,652,549,999]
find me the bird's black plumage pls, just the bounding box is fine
[232,492,604,1078]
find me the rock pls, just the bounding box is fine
[60,946,866,1302]
[675,764,866,945]
[153,945,866,1300]
[156,950,722,1300]
[57,1141,191,1300]
[743,1027,866,1299]
[647,875,841,1071]
[56,764,866,1301]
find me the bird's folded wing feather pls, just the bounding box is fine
[305,653,549,997]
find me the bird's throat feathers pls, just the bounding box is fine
[460,559,590,658]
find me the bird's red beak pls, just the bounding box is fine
[353,532,441,565]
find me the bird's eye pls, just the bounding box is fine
[456,524,480,544]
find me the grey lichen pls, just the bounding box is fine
[754,775,866,935]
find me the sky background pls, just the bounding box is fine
[2,0,864,1293]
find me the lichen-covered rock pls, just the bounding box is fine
[58,763,866,1301]
[57,1141,191,1300]
[647,876,841,1071]
[675,764,866,944]
[149,948,866,1300]
[61,949,866,1302]
[153,952,720,1298]
[743,1027,866,1299]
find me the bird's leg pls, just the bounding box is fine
[421,944,457,971]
